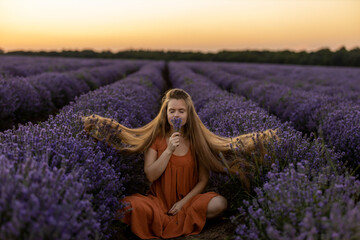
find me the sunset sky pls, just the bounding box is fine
[0,0,359,53]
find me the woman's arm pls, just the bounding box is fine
[168,163,209,215]
[144,132,181,182]
[144,147,173,183]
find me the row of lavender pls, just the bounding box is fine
[219,62,360,103]
[0,55,116,78]
[0,61,166,239]
[168,62,360,239]
[184,62,360,173]
[0,59,147,131]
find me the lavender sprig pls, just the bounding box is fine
[171,117,182,132]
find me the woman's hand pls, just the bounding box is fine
[168,199,186,216]
[166,132,181,153]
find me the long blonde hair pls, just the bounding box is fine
[82,88,279,188]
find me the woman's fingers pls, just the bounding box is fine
[171,132,181,137]
[168,209,177,215]
[168,132,182,151]
[169,138,180,150]
[168,204,180,215]
[168,207,175,215]
[168,200,185,215]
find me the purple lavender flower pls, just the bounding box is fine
[171,117,182,132]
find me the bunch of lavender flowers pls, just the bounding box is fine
[171,117,182,132]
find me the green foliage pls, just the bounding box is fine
[3,46,360,66]
[139,77,153,87]
[184,77,193,85]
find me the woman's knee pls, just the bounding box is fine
[215,195,228,212]
[207,195,228,218]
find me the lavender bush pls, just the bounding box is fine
[184,61,360,174]
[0,61,165,239]
[233,163,360,240]
[0,154,99,240]
[168,62,358,239]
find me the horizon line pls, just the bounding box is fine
[2,45,359,54]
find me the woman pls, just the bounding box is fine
[82,88,279,239]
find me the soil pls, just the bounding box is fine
[110,216,236,240]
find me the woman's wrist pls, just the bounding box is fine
[165,147,173,155]
[179,197,188,205]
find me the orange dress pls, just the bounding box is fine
[116,135,220,239]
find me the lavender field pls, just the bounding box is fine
[0,56,150,131]
[0,56,359,240]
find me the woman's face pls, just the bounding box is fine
[167,98,188,131]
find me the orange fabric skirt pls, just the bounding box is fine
[117,192,219,239]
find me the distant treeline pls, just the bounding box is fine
[1,46,359,67]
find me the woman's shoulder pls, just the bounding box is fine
[150,134,166,150]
